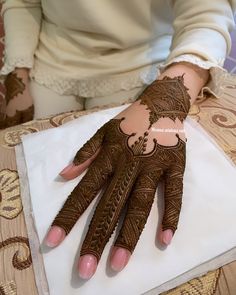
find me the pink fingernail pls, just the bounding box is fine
[78,255,97,279]
[59,163,75,175]
[111,248,131,272]
[45,226,65,247]
[162,229,173,245]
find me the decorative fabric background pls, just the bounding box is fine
[0,4,236,295]
[0,7,5,121]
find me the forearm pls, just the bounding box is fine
[158,61,210,104]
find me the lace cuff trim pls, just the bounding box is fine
[29,53,231,99]
[0,56,34,77]
[29,64,160,97]
[157,53,229,101]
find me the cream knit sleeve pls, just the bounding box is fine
[159,0,236,99]
[0,0,42,76]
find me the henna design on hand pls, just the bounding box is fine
[1,72,34,128]
[52,118,186,260]
[50,75,190,261]
[139,75,191,127]
[73,124,106,165]
[4,72,26,104]
[2,105,34,129]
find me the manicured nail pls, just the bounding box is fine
[78,255,97,279]
[59,163,75,175]
[111,248,131,272]
[45,226,66,247]
[162,229,173,245]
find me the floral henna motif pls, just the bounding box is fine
[52,119,186,260]
[4,72,26,104]
[139,75,191,127]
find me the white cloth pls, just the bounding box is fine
[16,105,236,295]
[1,0,236,97]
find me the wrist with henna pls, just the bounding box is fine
[139,74,191,125]
[1,71,34,129]
[5,72,26,105]
[51,75,191,261]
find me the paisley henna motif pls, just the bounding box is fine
[52,119,186,260]
[139,75,191,127]
[4,72,25,104]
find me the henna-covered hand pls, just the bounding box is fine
[45,75,191,279]
[0,69,34,129]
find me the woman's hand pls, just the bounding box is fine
[44,61,209,280]
[44,74,191,279]
[0,68,34,128]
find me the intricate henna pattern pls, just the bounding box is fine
[114,168,162,252]
[130,131,149,155]
[0,72,35,129]
[4,72,25,104]
[3,105,34,128]
[51,139,121,235]
[52,119,186,260]
[51,75,190,261]
[73,124,106,165]
[139,75,191,127]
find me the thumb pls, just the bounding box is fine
[73,123,106,165]
[59,149,100,180]
[60,123,106,180]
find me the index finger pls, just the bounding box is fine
[45,148,114,245]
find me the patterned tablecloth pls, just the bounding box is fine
[0,76,236,295]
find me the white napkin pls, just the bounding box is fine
[18,105,236,295]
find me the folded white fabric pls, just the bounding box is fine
[17,105,236,295]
